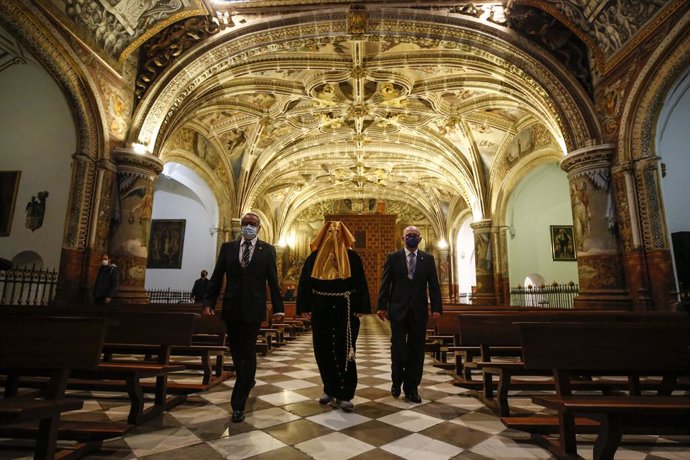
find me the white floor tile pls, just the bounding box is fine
[378,410,444,432]
[209,430,286,459]
[258,390,311,406]
[307,410,371,430]
[382,433,463,460]
[295,432,375,459]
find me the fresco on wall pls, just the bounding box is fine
[56,0,209,64]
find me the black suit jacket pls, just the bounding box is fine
[203,239,284,323]
[376,249,442,322]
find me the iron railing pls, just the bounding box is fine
[0,265,58,305]
[147,288,192,303]
[510,282,578,309]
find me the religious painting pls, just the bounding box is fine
[147,219,185,269]
[551,225,576,261]
[0,171,21,236]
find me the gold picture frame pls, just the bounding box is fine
[550,225,576,261]
[147,219,186,269]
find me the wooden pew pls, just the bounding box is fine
[3,304,231,389]
[512,322,690,460]
[104,304,231,388]
[0,317,109,460]
[452,311,687,416]
[72,312,195,424]
[429,306,552,372]
[2,310,196,425]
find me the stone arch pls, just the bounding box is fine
[130,8,600,156]
[618,10,690,251]
[0,2,108,252]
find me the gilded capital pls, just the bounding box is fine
[114,149,164,180]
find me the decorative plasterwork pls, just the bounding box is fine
[616,8,690,251]
[0,29,27,72]
[42,0,210,66]
[125,7,601,242]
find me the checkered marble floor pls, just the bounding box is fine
[2,315,688,459]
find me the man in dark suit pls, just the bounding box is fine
[202,212,284,422]
[377,226,442,403]
[93,254,119,305]
[190,270,209,303]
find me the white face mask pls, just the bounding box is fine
[101,260,109,266]
[242,225,258,240]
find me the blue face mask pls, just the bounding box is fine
[405,235,420,249]
[242,225,258,240]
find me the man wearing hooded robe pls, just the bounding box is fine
[297,221,370,411]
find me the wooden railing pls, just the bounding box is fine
[146,288,192,303]
[0,265,58,305]
[509,282,578,309]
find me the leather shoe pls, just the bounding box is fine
[231,409,245,423]
[391,386,401,398]
[405,393,422,403]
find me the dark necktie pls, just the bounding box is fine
[242,241,252,268]
[407,251,416,279]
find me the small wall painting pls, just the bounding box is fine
[551,225,576,261]
[147,219,185,269]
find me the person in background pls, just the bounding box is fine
[297,221,370,412]
[376,226,442,403]
[190,270,209,303]
[202,212,284,423]
[93,254,119,305]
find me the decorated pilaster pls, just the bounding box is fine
[437,246,451,302]
[612,157,675,310]
[55,152,98,304]
[470,219,497,305]
[561,144,631,309]
[108,149,163,303]
[492,226,510,305]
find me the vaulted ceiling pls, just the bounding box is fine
[21,0,674,238]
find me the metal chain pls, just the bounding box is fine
[312,288,356,371]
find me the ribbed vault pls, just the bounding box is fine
[130,7,599,239]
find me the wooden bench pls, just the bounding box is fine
[0,317,112,460]
[2,310,196,425]
[428,307,552,372]
[452,311,687,416]
[104,305,231,389]
[510,322,690,460]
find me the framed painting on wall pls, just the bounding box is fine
[0,171,21,236]
[550,225,576,261]
[147,219,186,269]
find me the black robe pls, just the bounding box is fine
[296,249,370,400]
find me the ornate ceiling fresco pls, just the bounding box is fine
[22,0,680,239]
[151,6,574,239]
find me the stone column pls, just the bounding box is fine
[561,144,631,309]
[55,152,98,304]
[437,247,451,302]
[470,219,497,305]
[108,149,163,304]
[612,157,675,310]
[492,226,510,305]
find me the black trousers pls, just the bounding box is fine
[311,306,360,401]
[390,312,426,395]
[224,320,261,411]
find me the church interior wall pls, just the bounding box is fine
[0,54,75,269]
[507,162,577,287]
[145,164,218,291]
